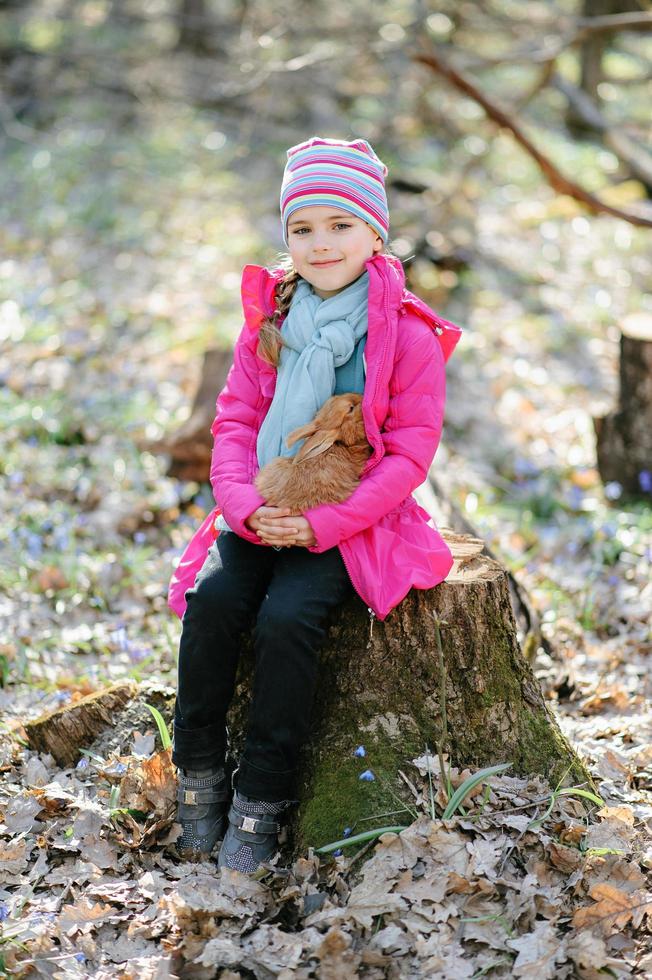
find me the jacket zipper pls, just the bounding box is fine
[338,538,377,624]
[336,264,393,617]
[360,265,392,478]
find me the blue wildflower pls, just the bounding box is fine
[359,770,375,782]
[52,527,70,550]
[353,745,366,758]
[129,647,149,663]
[111,627,129,652]
[76,757,89,770]
[607,574,619,586]
[604,481,622,500]
[638,470,652,494]
[566,485,584,510]
[134,531,147,544]
[513,456,539,478]
[26,533,43,558]
[343,827,352,838]
[0,902,8,922]
[74,953,86,963]
[333,848,343,857]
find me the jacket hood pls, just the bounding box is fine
[239,251,462,363]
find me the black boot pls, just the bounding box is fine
[175,764,231,860]
[216,788,295,876]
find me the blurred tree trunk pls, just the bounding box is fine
[107,0,139,24]
[147,347,233,481]
[567,0,643,132]
[177,0,213,52]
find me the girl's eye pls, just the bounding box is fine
[292,223,352,234]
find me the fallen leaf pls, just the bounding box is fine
[572,882,644,935]
[506,919,562,978]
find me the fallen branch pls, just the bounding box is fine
[414,45,652,228]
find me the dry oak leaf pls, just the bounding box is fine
[572,882,649,935]
[447,871,476,895]
[317,927,362,980]
[559,823,585,847]
[0,839,32,877]
[57,898,121,937]
[548,841,583,873]
[118,747,176,816]
[564,930,609,974]
[506,919,562,978]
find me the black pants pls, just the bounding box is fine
[172,530,355,800]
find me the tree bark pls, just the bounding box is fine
[225,531,591,851]
[594,313,652,499]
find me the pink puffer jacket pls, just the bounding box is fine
[168,251,462,622]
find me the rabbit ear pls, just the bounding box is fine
[285,420,317,449]
[293,429,338,463]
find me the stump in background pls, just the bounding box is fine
[594,313,652,500]
[226,531,591,852]
[149,348,232,482]
[23,681,176,768]
[24,682,137,767]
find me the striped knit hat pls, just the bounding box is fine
[280,136,389,246]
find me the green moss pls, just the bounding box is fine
[293,727,421,851]
[517,707,593,787]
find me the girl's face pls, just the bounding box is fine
[286,205,384,299]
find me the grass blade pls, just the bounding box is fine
[145,703,172,750]
[315,825,407,854]
[558,787,604,807]
[442,763,511,820]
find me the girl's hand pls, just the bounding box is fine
[245,506,294,542]
[256,513,317,549]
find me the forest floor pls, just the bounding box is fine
[1,20,651,978]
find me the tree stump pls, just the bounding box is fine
[594,313,652,500]
[148,348,232,482]
[226,531,590,851]
[24,682,137,768]
[24,681,176,768]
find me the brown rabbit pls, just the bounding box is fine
[254,392,372,512]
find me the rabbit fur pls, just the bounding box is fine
[254,392,372,512]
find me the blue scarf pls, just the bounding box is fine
[256,271,369,469]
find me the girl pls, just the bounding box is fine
[168,136,461,875]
